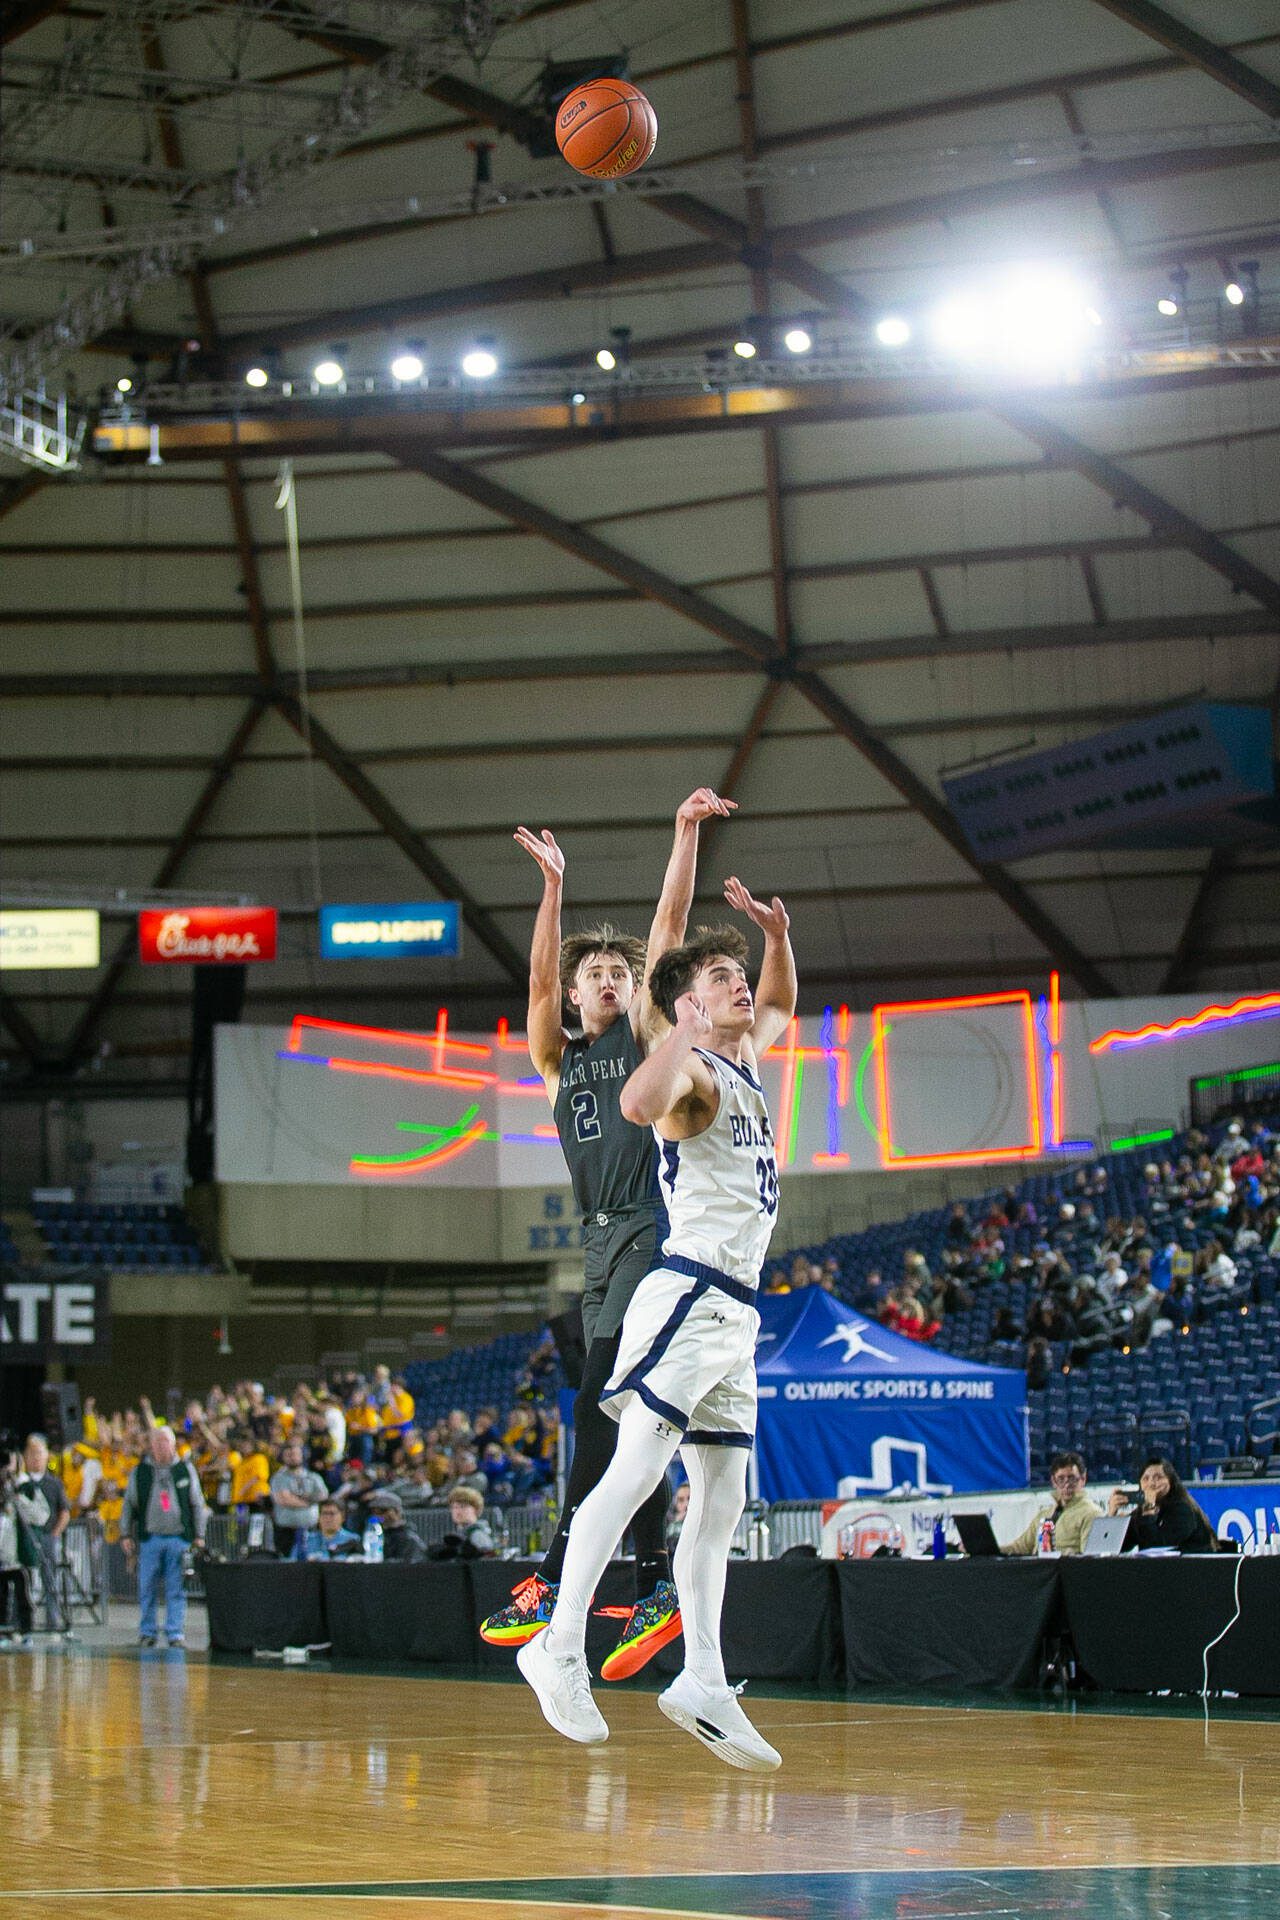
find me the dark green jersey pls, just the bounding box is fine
[553,1016,658,1218]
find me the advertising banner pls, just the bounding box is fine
[0,1270,111,1364]
[319,902,460,960]
[139,907,276,965]
[0,909,100,970]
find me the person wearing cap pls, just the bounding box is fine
[366,1491,424,1562]
[428,1488,496,1562]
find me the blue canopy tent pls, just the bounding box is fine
[753,1287,1028,1501]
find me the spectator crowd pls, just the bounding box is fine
[41,1345,561,1562]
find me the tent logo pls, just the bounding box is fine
[817,1321,900,1365]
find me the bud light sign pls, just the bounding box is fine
[319,902,460,960]
[139,907,277,964]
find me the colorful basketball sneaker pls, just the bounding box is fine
[479,1574,558,1647]
[597,1579,682,1681]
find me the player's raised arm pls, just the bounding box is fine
[620,992,714,1132]
[635,788,736,1041]
[514,826,568,1097]
[723,877,796,1055]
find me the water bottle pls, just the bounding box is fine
[931,1514,946,1559]
[362,1518,384,1564]
[1038,1515,1055,1557]
[747,1510,771,1561]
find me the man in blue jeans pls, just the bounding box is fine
[120,1426,207,1648]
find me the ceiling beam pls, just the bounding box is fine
[59,700,266,1067]
[1,608,1272,703]
[399,446,1118,996]
[0,988,50,1067]
[1089,0,1280,120]
[1160,847,1234,994]
[270,692,526,985]
[0,0,68,44]
[0,475,47,523]
[997,403,1280,625]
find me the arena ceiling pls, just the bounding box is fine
[2,0,1280,1091]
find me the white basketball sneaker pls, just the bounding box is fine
[517,1633,609,1745]
[657,1670,781,1771]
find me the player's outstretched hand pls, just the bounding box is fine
[513,826,565,880]
[724,876,789,937]
[677,787,737,825]
[673,991,713,1039]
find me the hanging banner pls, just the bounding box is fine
[0,1270,111,1364]
[139,908,277,965]
[319,902,460,960]
[0,909,100,970]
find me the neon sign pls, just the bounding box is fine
[1089,992,1280,1054]
[870,991,1043,1170]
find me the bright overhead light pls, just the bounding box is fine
[1224,280,1246,307]
[462,338,498,378]
[244,366,269,388]
[733,336,758,359]
[1158,267,1188,319]
[931,267,1102,367]
[570,390,586,406]
[595,346,617,371]
[1157,294,1179,317]
[875,316,911,347]
[313,358,344,385]
[115,375,133,394]
[783,325,811,354]
[390,350,424,381]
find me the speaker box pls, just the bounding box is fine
[40,1381,83,1450]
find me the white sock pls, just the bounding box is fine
[543,1399,681,1660]
[672,1442,748,1690]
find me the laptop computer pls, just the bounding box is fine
[1082,1512,1136,1556]
[954,1512,1002,1557]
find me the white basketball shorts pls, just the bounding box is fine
[599,1257,759,1447]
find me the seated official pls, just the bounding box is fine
[1108,1456,1217,1554]
[365,1491,424,1562]
[1001,1451,1102,1556]
[303,1497,361,1560]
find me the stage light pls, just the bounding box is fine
[115,375,133,393]
[571,390,585,405]
[1225,280,1245,307]
[461,337,498,379]
[932,295,987,356]
[931,268,1102,368]
[390,346,425,381]
[1157,267,1188,318]
[595,346,617,371]
[313,357,344,385]
[1084,306,1103,327]
[875,316,911,347]
[244,366,269,388]
[733,335,758,359]
[783,325,811,354]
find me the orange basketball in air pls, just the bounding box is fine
[554,79,657,181]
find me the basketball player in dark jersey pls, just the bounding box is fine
[480,787,734,1677]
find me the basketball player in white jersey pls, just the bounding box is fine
[518,878,795,1770]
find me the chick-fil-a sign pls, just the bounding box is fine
[138,907,277,964]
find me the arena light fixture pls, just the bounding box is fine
[115,375,133,393]
[1224,279,1246,307]
[783,325,812,354]
[931,267,1101,368]
[595,346,617,371]
[462,336,499,379]
[244,366,270,388]
[390,344,425,382]
[875,316,911,347]
[313,356,344,385]
[1157,266,1188,318]
[733,335,758,359]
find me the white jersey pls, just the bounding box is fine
[654,1047,779,1287]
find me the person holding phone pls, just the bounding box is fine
[1107,1457,1216,1553]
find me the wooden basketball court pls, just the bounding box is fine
[4,1639,1278,1920]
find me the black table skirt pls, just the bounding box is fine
[1059,1556,1280,1694]
[203,1560,326,1653]
[838,1559,1061,1689]
[203,1554,1280,1695]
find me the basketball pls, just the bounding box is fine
[554,78,657,180]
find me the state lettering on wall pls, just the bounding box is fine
[0,1271,111,1364]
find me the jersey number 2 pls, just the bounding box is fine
[571,1090,602,1143]
[756,1155,779,1216]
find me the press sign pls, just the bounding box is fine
[319,902,460,960]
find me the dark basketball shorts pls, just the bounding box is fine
[580,1205,662,1347]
